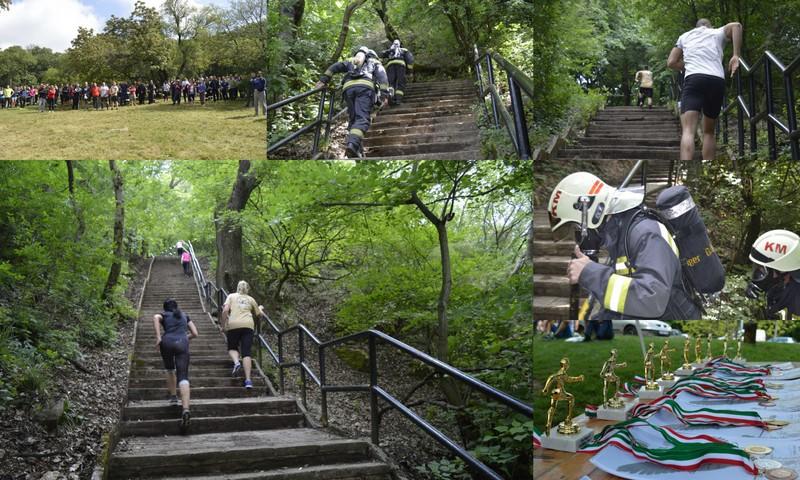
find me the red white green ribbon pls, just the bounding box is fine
[706,356,771,375]
[578,417,757,474]
[693,370,766,387]
[585,404,598,417]
[630,397,765,428]
[663,376,770,400]
[618,375,646,398]
[533,426,542,448]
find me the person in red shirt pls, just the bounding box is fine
[90,83,100,110]
[46,85,57,112]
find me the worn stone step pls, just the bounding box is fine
[128,376,265,388]
[533,295,574,321]
[124,397,296,421]
[365,150,482,160]
[533,274,572,297]
[576,137,679,148]
[533,255,572,275]
[127,386,266,401]
[153,462,393,480]
[365,131,479,147]
[370,113,475,129]
[602,106,672,111]
[366,140,479,158]
[584,132,681,141]
[132,356,233,367]
[533,239,574,256]
[558,147,688,160]
[367,122,471,138]
[108,429,374,478]
[378,103,473,116]
[121,412,305,437]
[396,95,476,108]
[131,367,235,378]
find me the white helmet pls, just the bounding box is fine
[548,172,644,232]
[750,230,800,273]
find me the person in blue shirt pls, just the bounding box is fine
[251,71,266,117]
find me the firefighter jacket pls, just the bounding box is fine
[380,47,414,70]
[320,58,389,97]
[579,208,702,320]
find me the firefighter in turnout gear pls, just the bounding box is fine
[316,46,390,158]
[380,40,414,105]
[548,172,702,320]
[746,230,800,318]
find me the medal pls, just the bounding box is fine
[744,444,773,456]
[766,468,798,480]
[755,459,783,471]
[765,419,790,427]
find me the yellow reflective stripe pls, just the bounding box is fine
[615,256,634,275]
[324,69,333,77]
[407,64,414,69]
[658,223,679,257]
[349,128,364,138]
[395,90,404,96]
[378,83,389,90]
[342,79,376,90]
[604,274,632,313]
[386,59,407,67]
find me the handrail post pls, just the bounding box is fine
[784,69,799,160]
[736,69,745,158]
[369,334,379,445]
[508,76,531,160]
[721,95,728,146]
[278,333,285,395]
[311,88,327,156]
[764,60,777,160]
[486,54,500,128]
[255,310,262,377]
[748,68,757,155]
[323,89,337,149]
[320,346,328,426]
[299,329,307,409]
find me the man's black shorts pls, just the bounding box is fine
[226,327,254,357]
[639,87,653,98]
[680,73,726,119]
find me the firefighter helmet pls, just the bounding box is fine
[548,172,644,232]
[750,230,800,273]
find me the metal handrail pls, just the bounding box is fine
[720,50,800,160]
[473,47,532,159]
[267,85,346,157]
[255,313,531,480]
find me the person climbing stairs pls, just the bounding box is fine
[365,79,482,159]
[102,256,394,479]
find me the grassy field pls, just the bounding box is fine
[0,101,265,160]
[532,335,800,428]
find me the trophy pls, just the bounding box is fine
[694,337,703,365]
[639,343,664,400]
[722,333,729,358]
[540,357,593,452]
[659,340,676,381]
[706,333,713,360]
[735,334,745,361]
[676,338,695,376]
[598,349,634,421]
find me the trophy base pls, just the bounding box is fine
[638,385,663,401]
[658,376,679,389]
[675,367,695,377]
[540,425,594,452]
[734,356,747,363]
[691,362,706,369]
[597,400,635,421]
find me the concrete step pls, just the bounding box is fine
[533,239,574,256]
[154,462,393,480]
[128,377,266,388]
[583,132,680,141]
[533,296,572,320]
[396,95,476,108]
[602,106,672,112]
[378,103,473,117]
[533,274,572,297]
[575,137,679,148]
[367,121,474,138]
[123,397,298,421]
[132,356,235,367]
[131,367,236,378]
[557,147,688,160]
[370,113,474,129]
[366,131,479,147]
[127,386,266,401]
[533,256,570,275]
[121,412,305,437]
[365,150,482,160]
[108,428,374,478]
[366,140,480,158]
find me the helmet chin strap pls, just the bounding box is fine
[578,196,591,244]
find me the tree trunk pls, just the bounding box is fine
[328,0,368,65]
[215,160,260,293]
[65,161,85,241]
[373,0,400,42]
[102,160,124,302]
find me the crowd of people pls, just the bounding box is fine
[0,73,267,115]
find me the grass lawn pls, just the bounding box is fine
[532,335,800,428]
[0,101,265,160]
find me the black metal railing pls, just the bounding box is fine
[183,242,532,479]
[254,316,532,480]
[473,46,533,160]
[267,86,347,158]
[720,50,800,161]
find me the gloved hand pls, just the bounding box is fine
[315,81,326,89]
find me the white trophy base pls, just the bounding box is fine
[597,400,635,421]
[540,425,594,452]
[734,357,747,363]
[675,367,694,377]
[657,376,679,389]
[691,362,706,369]
[638,385,663,401]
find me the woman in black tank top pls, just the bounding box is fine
[153,298,198,434]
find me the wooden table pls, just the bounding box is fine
[533,417,622,480]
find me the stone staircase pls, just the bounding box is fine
[365,79,482,160]
[533,106,685,320]
[105,256,394,479]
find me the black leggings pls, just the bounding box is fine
[160,335,190,384]
[226,328,254,357]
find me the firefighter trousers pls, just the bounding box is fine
[343,85,374,153]
[387,64,406,103]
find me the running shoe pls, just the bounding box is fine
[244,379,253,390]
[180,409,191,435]
[231,362,242,377]
[168,395,178,406]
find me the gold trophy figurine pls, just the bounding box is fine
[706,333,713,360]
[541,357,585,436]
[694,337,702,364]
[736,335,743,360]
[722,333,729,358]
[682,338,692,369]
[644,343,660,390]
[601,349,627,409]
[659,340,675,380]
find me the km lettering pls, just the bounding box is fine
[764,242,788,255]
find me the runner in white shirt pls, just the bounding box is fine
[634,67,654,108]
[667,18,742,162]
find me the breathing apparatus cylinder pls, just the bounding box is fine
[655,185,725,294]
